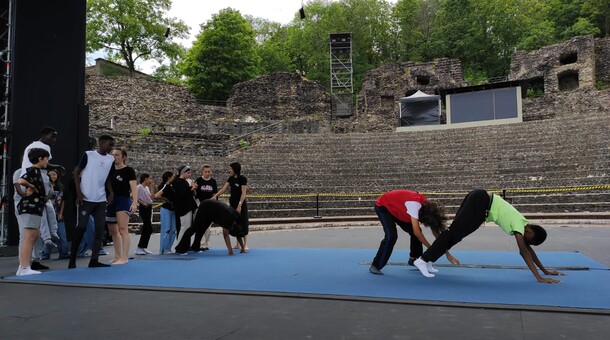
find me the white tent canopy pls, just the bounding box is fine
[398,90,441,126]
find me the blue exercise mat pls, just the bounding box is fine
[5,249,610,310]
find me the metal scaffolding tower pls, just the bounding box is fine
[0,0,12,246]
[329,33,353,117]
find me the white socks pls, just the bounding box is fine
[16,266,41,276]
[414,258,435,278]
[426,262,439,273]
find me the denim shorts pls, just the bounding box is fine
[20,213,42,229]
[106,196,132,223]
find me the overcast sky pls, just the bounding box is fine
[169,0,307,40]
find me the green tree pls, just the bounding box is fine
[182,8,261,101]
[342,0,396,89]
[562,17,601,38]
[546,0,583,39]
[153,59,184,84]
[285,0,347,87]
[246,16,293,74]
[581,0,610,36]
[392,0,441,62]
[86,0,189,76]
[428,0,554,82]
[282,0,395,93]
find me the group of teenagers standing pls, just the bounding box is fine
[13,127,250,276]
[152,161,250,256]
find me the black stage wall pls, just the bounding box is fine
[6,0,88,245]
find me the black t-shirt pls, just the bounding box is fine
[194,177,218,201]
[173,177,197,216]
[110,166,137,197]
[227,175,247,206]
[158,183,176,211]
[17,167,46,216]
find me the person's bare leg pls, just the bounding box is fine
[201,227,211,249]
[238,237,246,253]
[19,229,39,267]
[108,223,121,263]
[114,212,130,264]
[243,235,248,251]
[223,229,234,256]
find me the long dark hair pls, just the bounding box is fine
[418,200,448,235]
[229,162,241,176]
[158,171,174,190]
[48,169,63,192]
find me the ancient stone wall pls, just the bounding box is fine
[227,72,331,121]
[522,88,610,121]
[353,58,466,132]
[86,75,225,134]
[509,35,596,93]
[595,37,610,85]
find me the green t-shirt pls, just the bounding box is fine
[485,194,527,235]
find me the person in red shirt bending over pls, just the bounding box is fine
[369,190,458,275]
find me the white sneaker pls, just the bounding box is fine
[16,266,41,276]
[143,248,153,254]
[135,248,147,255]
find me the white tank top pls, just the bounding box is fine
[80,150,114,203]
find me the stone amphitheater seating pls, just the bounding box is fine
[121,109,609,220]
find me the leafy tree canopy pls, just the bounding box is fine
[181,8,261,101]
[87,0,189,76]
[90,0,610,94]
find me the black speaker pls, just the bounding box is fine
[5,0,88,245]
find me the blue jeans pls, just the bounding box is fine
[42,220,70,259]
[160,208,176,253]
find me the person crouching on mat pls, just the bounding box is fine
[174,199,245,256]
[413,189,565,283]
[369,190,458,275]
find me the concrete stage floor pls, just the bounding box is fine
[1,221,610,339]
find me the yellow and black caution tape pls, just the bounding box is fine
[149,185,610,204]
[501,184,610,194]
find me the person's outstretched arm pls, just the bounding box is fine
[212,182,229,200]
[526,242,565,277]
[515,233,562,284]
[431,229,460,264]
[411,217,432,248]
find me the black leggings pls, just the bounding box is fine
[230,200,248,236]
[137,204,153,248]
[421,189,490,262]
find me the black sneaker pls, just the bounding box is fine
[88,260,111,268]
[31,261,49,270]
[407,258,416,266]
[175,247,188,255]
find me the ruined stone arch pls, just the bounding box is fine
[559,51,578,65]
[558,70,579,91]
